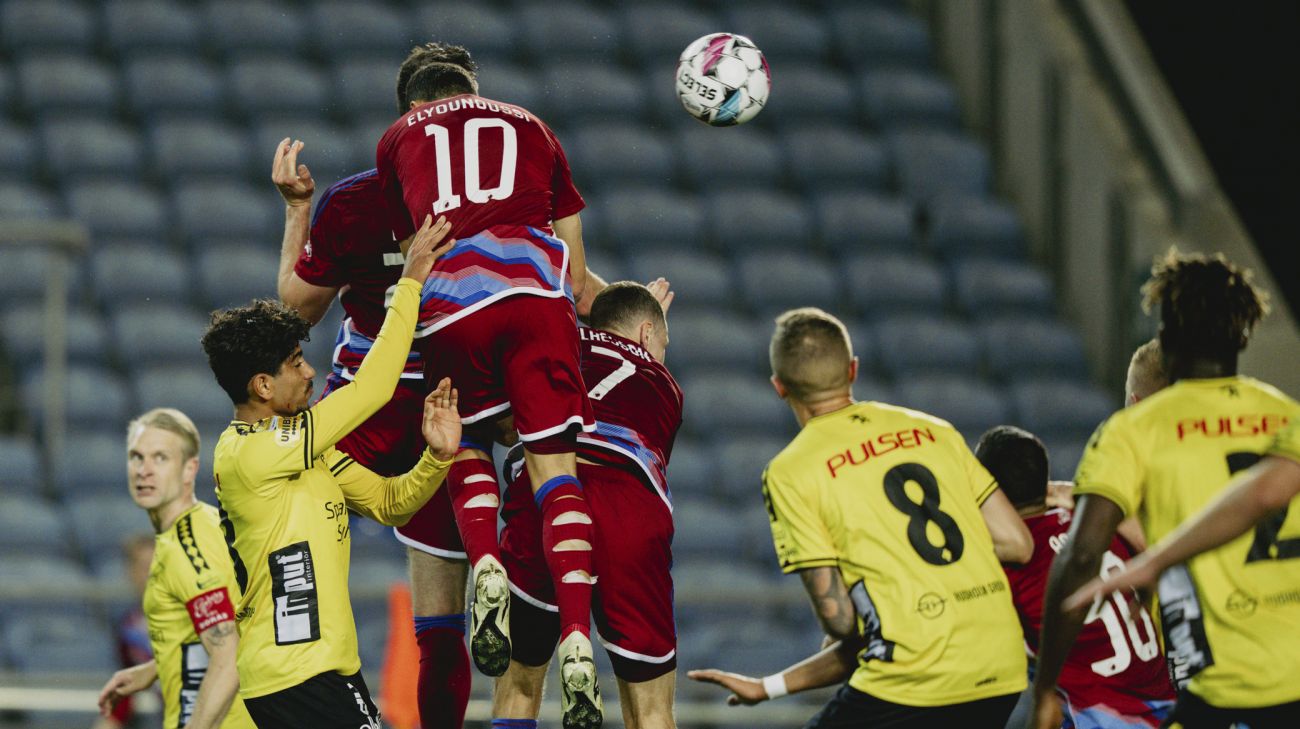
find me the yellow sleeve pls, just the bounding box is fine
[327,446,453,527]
[763,462,838,573]
[1268,420,1300,464]
[958,434,1000,506]
[1072,414,1144,517]
[163,514,241,633]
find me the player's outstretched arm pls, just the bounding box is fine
[305,215,453,456]
[183,621,240,729]
[554,213,604,318]
[271,138,337,324]
[688,638,859,706]
[979,488,1035,564]
[335,378,459,526]
[96,660,157,717]
[1066,454,1300,612]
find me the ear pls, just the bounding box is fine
[639,320,655,347]
[248,373,275,402]
[770,374,788,399]
[182,456,200,486]
[848,356,859,383]
[408,100,420,110]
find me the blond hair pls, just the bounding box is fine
[770,307,853,402]
[1126,338,1168,402]
[127,408,200,462]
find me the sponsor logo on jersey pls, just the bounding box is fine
[186,587,235,634]
[178,641,208,728]
[1158,564,1215,689]
[274,415,304,447]
[269,542,320,645]
[1174,413,1289,441]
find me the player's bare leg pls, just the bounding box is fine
[616,673,677,729]
[408,550,471,728]
[524,448,601,729]
[451,443,512,678]
[492,659,548,723]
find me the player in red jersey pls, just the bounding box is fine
[376,59,607,727]
[975,426,1175,729]
[493,281,681,729]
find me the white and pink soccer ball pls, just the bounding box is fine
[675,33,771,126]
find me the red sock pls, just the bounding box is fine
[448,457,502,567]
[416,624,470,729]
[536,475,594,639]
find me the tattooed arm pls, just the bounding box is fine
[799,566,857,640]
[184,620,241,729]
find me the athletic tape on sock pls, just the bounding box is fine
[534,474,581,507]
[414,613,467,635]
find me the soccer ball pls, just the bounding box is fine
[675,33,771,126]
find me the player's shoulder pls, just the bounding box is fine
[1236,376,1300,409]
[863,400,959,432]
[162,504,224,578]
[218,414,311,464]
[312,169,381,225]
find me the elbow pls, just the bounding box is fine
[997,533,1034,565]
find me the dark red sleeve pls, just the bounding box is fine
[544,123,586,221]
[293,194,350,287]
[376,128,416,241]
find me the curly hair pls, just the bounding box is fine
[201,299,312,405]
[1141,248,1269,363]
[396,42,477,113]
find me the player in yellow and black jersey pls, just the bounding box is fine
[689,308,1034,728]
[1032,250,1300,729]
[199,215,460,729]
[96,408,253,729]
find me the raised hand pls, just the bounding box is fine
[400,214,455,284]
[646,277,675,315]
[271,138,314,207]
[686,668,768,706]
[422,377,461,461]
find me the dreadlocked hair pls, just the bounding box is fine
[396,42,477,113]
[1141,248,1269,362]
[201,299,312,405]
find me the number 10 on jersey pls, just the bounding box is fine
[423,120,519,213]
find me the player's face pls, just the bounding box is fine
[269,346,315,414]
[127,426,193,513]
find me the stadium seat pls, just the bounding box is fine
[540,64,649,125]
[625,250,734,308]
[68,495,154,554]
[132,365,232,424]
[174,182,281,247]
[667,310,769,373]
[726,4,831,64]
[708,191,811,251]
[737,252,841,314]
[123,55,225,116]
[40,119,145,181]
[251,119,362,189]
[888,130,992,202]
[22,366,131,429]
[474,63,543,115]
[333,57,400,120]
[111,305,208,366]
[0,122,38,182]
[570,124,676,191]
[1045,438,1089,481]
[0,182,62,221]
[1,305,109,366]
[412,2,518,64]
[0,247,80,304]
[205,1,306,56]
[0,497,67,555]
[17,55,119,115]
[783,126,890,192]
[853,375,897,405]
[91,243,189,307]
[0,63,13,113]
[952,258,1054,316]
[814,192,915,252]
[348,557,407,595]
[66,182,167,239]
[150,120,253,181]
[307,2,412,56]
[928,196,1027,259]
[664,438,717,500]
[620,4,720,66]
[681,373,791,438]
[4,611,115,672]
[517,3,621,62]
[302,303,345,376]
[843,252,947,317]
[829,5,933,71]
[981,317,1090,381]
[672,498,752,559]
[758,66,857,127]
[195,244,279,309]
[0,559,92,600]
[596,188,705,252]
[104,0,203,53]
[228,58,329,117]
[714,435,791,501]
[874,316,982,377]
[895,376,1011,439]
[1010,380,1116,441]
[45,428,127,495]
[0,0,96,53]
[0,436,43,495]
[676,125,783,191]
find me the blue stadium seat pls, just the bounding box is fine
[737,253,841,314]
[0,122,38,181]
[17,55,119,115]
[540,64,649,125]
[853,375,897,405]
[132,365,232,425]
[1045,438,1089,482]
[1,305,109,365]
[23,366,131,429]
[620,4,720,65]
[0,560,91,599]
[830,6,933,71]
[928,196,1026,259]
[0,182,61,220]
[228,58,328,117]
[104,0,202,53]
[111,305,208,366]
[4,611,115,672]
[0,497,66,555]
[205,1,306,56]
[0,0,96,53]
[124,55,225,116]
[413,3,518,63]
[252,119,361,190]
[48,429,127,495]
[0,436,43,495]
[68,496,154,554]
[843,253,947,318]
[664,439,717,499]
[1011,380,1115,441]
[596,188,705,252]
[758,65,856,126]
[625,251,734,308]
[195,244,279,309]
[308,2,411,56]
[814,192,915,252]
[66,182,166,239]
[580,247,624,283]
[714,435,791,501]
[174,182,280,247]
[0,64,12,113]
[708,191,811,251]
[40,119,145,180]
[475,63,543,115]
[681,373,791,438]
[151,119,253,180]
[517,3,620,61]
[981,317,1090,381]
[726,4,830,63]
[783,126,889,192]
[672,498,752,559]
[895,376,1011,439]
[570,124,676,190]
[952,258,1054,316]
[0,247,79,303]
[676,125,783,190]
[888,131,992,202]
[861,69,962,130]
[874,316,981,377]
[841,319,879,371]
[348,557,407,595]
[667,311,769,373]
[333,58,399,120]
[302,303,345,377]
[91,243,190,307]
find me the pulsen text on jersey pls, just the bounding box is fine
[826,428,936,478]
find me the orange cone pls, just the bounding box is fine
[380,581,421,729]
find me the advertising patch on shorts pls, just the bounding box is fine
[185,587,235,635]
[269,541,320,645]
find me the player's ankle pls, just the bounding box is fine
[561,623,590,641]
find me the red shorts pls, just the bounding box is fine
[322,376,465,559]
[500,462,676,681]
[417,294,594,442]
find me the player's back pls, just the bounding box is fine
[1075,375,1300,707]
[763,401,1025,706]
